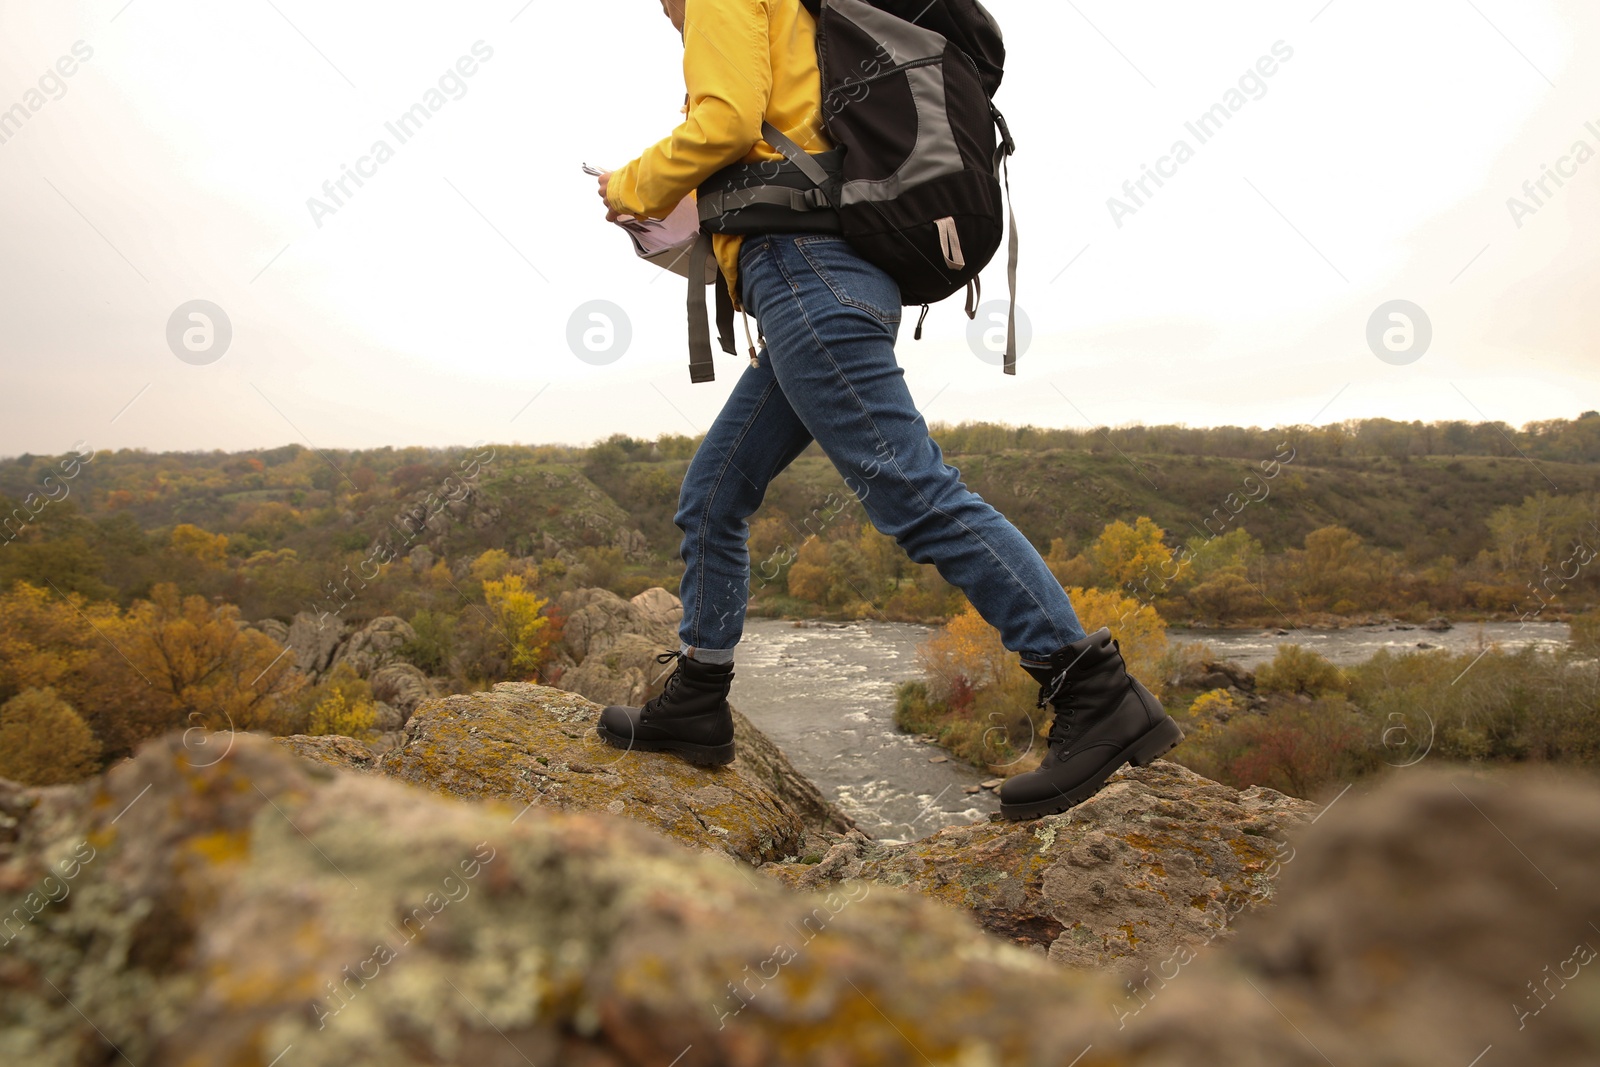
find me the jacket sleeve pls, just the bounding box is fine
[606,0,772,219]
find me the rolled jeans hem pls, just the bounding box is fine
[681,642,737,665]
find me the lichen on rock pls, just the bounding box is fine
[765,759,1316,968]
[378,681,806,865]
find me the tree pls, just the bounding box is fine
[113,583,305,752]
[1043,537,1093,589]
[785,539,831,603]
[1285,526,1388,612]
[0,687,100,785]
[481,573,555,678]
[305,665,381,740]
[469,549,513,584]
[1062,586,1169,698]
[918,602,1014,700]
[1090,517,1173,591]
[170,523,229,563]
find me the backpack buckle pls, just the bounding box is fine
[991,103,1015,155]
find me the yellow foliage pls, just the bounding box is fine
[308,688,378,739]
[1189,688,1242,722]
[1090,517,1173,591]
[1044,538,1094,589]
[0,687,100,785]
[0,582,107,699]
[117,583,306,739]
[469,549,513,584]
[918,602,1014,697]
[170,523,229,563]
[482,573,553,677]
[1062,585,1169,698]
[785,538,830,603]
[425,560,456,590]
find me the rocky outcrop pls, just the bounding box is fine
[555,586,683,665]
[5,731,1598,1064]
[249,615,421,686]
[285,610,350,676]
[767,759,1314,966]
[330,615,415,677]
[1110,768,1600,1065]
[369,662,437,719]
[272,733,380,771]
[557,632,671,707]
[551,587,858,839]
[251,617,290,646]
[379,682,805,865]
[627,585,683,631]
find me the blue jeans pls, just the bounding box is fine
[675,232,1087,665]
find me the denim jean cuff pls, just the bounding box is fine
[681,642,736,665]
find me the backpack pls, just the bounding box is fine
[684,0,1018,383]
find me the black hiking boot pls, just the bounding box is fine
[998,627,1184,820]
[595,650,736,766]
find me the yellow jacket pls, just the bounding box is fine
[604,0,833,311]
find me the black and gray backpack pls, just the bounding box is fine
[684,0,1018,383]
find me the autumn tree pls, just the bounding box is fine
[468,548,513,584]
[785,538,831,603]
[0,582,110,706]
[462,573,556,680]
[305,663,380,739]
[0,687,101,785]
[169,523,229,563]
[1043,537,1093,590]
[1061,586,1169,698]
[1090,517,1173,592]
[114,583,305,750]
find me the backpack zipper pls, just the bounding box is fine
[830,55,943,97]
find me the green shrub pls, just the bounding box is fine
[1256,644,1348,696]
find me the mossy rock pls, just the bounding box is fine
[379,682,805,865]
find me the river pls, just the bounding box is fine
[729,616,1574,842]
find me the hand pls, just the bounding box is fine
[596,171,626,222]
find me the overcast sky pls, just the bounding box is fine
[0,0,1594,458]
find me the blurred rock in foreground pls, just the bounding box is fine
[4,704,1597,1064]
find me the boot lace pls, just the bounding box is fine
[1040,674,1081,749]
[643,649,686,714]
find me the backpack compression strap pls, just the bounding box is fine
[993,107,1019,375]
[685,122,831,384]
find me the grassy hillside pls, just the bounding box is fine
[3,418,1597,627]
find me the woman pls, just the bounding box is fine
[593,0,1181,819]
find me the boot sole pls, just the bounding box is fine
[998,716,1185,821]
[594,724,736,767]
